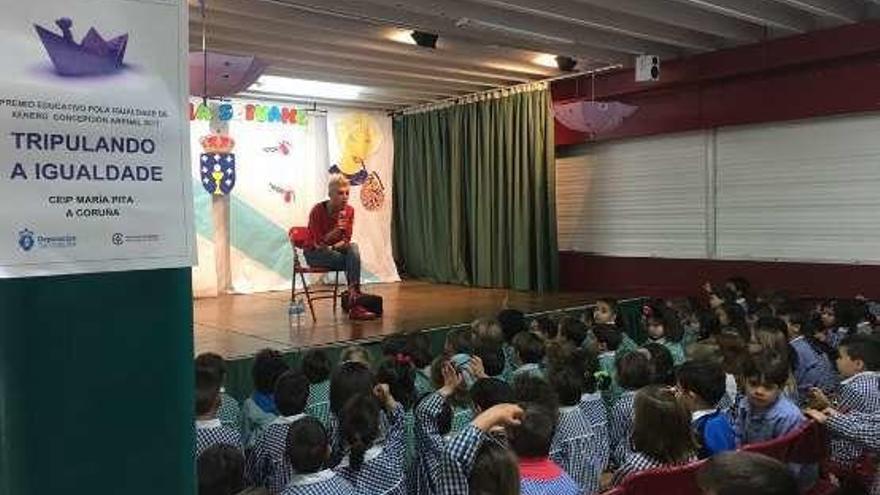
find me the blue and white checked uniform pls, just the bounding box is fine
[790,337,839,399]
[579,392,611,490]
[612,451,696,486]
[218,390,242,429]
[306,381,331,428]
[609,390,636,466]
[519,458,581,495]
[826,412,880,495]
[195,419,242,456]
[334,404,407,495]
[280,469,355,495]
[451,406,474,435]
[246,413,306,493]
[550,402,603,494]
[831,371,880,464]
[412,392,449,495]
[734,394,804,445]
[328,412,390,469]
[437,424,483,495]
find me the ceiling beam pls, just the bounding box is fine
[191,14,553,81]
[261,0,633,63]
[351,0,682,56]
[193,0,560,77]
[768,0,863,23]
[261,66,464,99]
[237,91,402,110]
[189,35,500,92]
[569,0,764,43]
[193,28,525,87]
[465,0,724,51]
[670,0,817,32]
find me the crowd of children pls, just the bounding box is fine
[194,277,880,495]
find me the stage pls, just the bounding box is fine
[194,281,593,359]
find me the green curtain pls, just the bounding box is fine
[392,87,558,292]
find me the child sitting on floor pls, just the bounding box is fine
[334,385,407,495]
[247,369,310,494]
[243,349,289,448]
[511,331,546,379]
[196,366,243,456]
[593,323,625,405]
[609,350,653,464]
[302,349,332,427]
[548,362,606,494]
[734,352,804,445]
[778,307,839,399]
[676,360,736,458]
[612,385,697,486]
[594,297,638,354]
[281,417,354,495]
[196,352,241,429]
[643,301,686,365]
[510,403,581,495]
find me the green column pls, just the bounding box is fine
[0,268,194,495]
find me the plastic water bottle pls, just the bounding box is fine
[288,297,305,326]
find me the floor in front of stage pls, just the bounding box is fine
[194,281,593,359]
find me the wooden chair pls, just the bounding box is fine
[288,227,342,322]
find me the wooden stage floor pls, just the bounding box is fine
[194,281,592,359]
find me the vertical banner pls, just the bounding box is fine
[0,0,192,278]
[327,109,400,284]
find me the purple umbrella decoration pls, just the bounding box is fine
[189,51,266,98]
[554,100,638,138]
[34,18,128,76]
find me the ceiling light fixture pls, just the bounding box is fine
[247,75,363,100]
[410,30,439,49]
[455,18,574,45]
[555,56,577,72]
[533,54,559,68]
[387,28,417,45]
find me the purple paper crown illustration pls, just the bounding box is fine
[34,18,128,76]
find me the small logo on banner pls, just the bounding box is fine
[18,229,35,252]
[112,233,125,245]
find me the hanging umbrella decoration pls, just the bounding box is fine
[553,100,638,138]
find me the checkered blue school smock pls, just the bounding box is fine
[305,380,331,428]
[412,392,451,495]
[280,469,355,495]
[831,371,880,464]
[196,419,242,456]
[218,391,242,429]
[612,451,696,486]
[609,390,636,466]
[333,404,407,495]
[437,424,483,495]
[550,402,604,494]
[245,414,306,493]
[826,411,880,495]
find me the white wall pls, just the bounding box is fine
[557,113,880,264]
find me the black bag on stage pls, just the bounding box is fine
[341,291,384,316]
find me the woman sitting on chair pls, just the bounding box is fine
[304,175,375,321]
